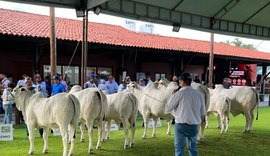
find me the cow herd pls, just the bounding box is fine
[8,80,259,156]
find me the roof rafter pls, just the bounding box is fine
[171,0,184,11]
[242,2,270,24]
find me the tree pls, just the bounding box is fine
[220,38,257,50]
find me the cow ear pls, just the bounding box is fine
[20,87,26,92]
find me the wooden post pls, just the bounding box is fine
[81,10,89,87]
[50,7,56,78]
[208,33,214,88]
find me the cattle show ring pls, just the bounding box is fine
[1,0,270,156]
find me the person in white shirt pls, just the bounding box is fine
[166,73,205,156]
[1,82,14,124]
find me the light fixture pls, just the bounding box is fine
[172,23,181,32]
[76,9,85,17]
[94,6,101,15]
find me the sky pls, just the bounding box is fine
[0,1,270,52]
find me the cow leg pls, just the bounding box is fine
[106,120,111,140]
[142,115,150,139]
[86,121,94,154]
[42,127,49,154]
[219,113,225,134]
[59,126,69,156]
[122,118,129,149]
[205,113,209,129]
[28,124,35,155]
[167,120,172,135]
[80,124,85,142]
[197,117,206,141]
[244,110,254,133]
[216,115,221,129]
[152,117,158,137]
[96,119,103,150]
[225,114,229,132]
[68,123,77,156]
[129,117,136,147]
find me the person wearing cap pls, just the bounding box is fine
[84,73,97,89]
[165,73,205,156]
[51,75,66,96]
[16,74,28,87]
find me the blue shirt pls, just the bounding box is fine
[52,83,66,95]
[34,81,48,98]
[105,80,118,94]
[117,84,126,92]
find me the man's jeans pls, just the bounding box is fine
[174,123,198,156]
[3,104,13,124]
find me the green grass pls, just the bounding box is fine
[1,107,270,156]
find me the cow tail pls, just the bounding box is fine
[95,90,107,121]
[251,88,259,120]
[226,97,231,121]
[69,94,81,126]
[127,93,138,128]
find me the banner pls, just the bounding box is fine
[230,64,257,86]
[0,124,13,141]
[147,118,162,128]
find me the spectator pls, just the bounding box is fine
[51,75,66,96]
[0,73,10,89]
[33,74,48,98]
[139,79,146,87]
[146,75,153,85]
[98,79,109,94]
[84,73,97,89]
[118,79,128,92]
[58,74,68,91]
[172,75,178,82]
[165,73,205,156]
[105,75,118,94]
[44,76,52,97]
[1,82,15,124]
[17,74,28,87]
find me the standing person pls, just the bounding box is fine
[194,76,201,83]
[1,82,15,124]
[84,73,97,89]
[59,74,68,91]
[98,79,109,94]
[51,75,66,96]
[33,74,48,98]
[118,79,128,92]
[146,75,153,85]
[139,78,146,87]
[44,76,52,97]
[0,73,10,88]
[16,74,28,87]
[172,75,178,82]
[105,75,118,94]
[166,73,205,156]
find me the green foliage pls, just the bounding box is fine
[1,107,270,156]
[221,38,257,50]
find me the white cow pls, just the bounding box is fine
[10,87,80,156]
[127,81,178,138]
[104,92,138,149]
[69,85,107,154]
[206,93,231,133]
[212,84,259,133]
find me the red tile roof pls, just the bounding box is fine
[0,8,270,61]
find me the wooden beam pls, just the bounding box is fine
[50,7,57,78]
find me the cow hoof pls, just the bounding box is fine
[80,139,85,142]
[106,137,110,141]
[88,149,94,154]
[151,134,156,138]
[96,146,101,150]
[130,143,135,147]
[124,145,129,149]
[142,135,147,139]
[43,149,48,154]
[217,125,220,129]
[102,138,106,142]
[167,132,171,135]
[243,130,248,133]
[28,151,34,155]
[68,154,74,156]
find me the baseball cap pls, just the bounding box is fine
[178,73,192,81]
[53,75,60,80]
[89,73,96,78]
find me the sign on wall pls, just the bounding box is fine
[147,118,162,128]
[229,64,257,86]
[0,124,13,141]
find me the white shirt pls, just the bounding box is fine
[1,88,14,105]
[165,86,205,125]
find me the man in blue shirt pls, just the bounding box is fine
[51,75,66,96]
[105,75,118,94]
